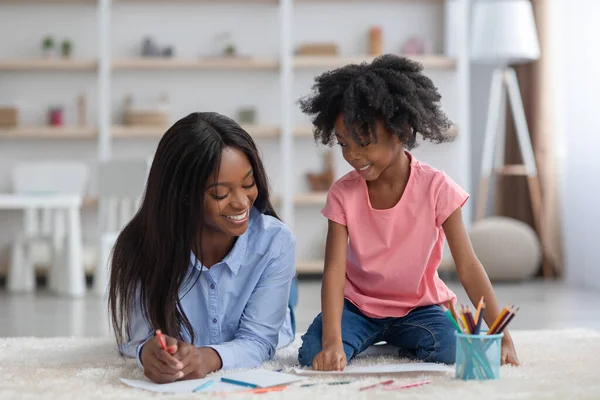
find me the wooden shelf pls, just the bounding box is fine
[112,57,279,71]
[0,0,96,3]
[295,192,327,206]
[0,126,96,139]
[271,192,327,207]
[296,260,324,274]
[294,54,456,70]
[111,125,167,138]
[243,125,280,138]
[116,0,277,3]
[111,125,318,139]
[297,0,443,2]
[294,126,313,138]
[0,59,97,72]
[111,124,280,139]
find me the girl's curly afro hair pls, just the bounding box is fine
[298,54,454,150]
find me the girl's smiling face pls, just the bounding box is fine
[203,146,258,237]
[334,114,404,182]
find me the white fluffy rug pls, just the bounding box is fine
[1,330,599,399]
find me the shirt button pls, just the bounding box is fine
[210,284,215,289]
[212,318,217,324]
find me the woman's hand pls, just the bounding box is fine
[174,343,223,380]
[312,342,347,371]
[140,333,183,383]
[501,334,520,366]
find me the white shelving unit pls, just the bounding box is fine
[0,0,471,275]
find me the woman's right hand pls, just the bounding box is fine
[312,342,347,371]
[140,333,184,383]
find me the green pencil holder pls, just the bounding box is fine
[455,332,503,380]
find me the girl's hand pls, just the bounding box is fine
[140,334,183,383]
[312,342,347,371]
[501,335,520,366]
[174,343,223,380]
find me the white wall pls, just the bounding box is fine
[0,1,468,269]
[467,1,600,287]
[558,0,600,289]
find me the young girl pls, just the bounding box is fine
[297,54,519,370]
[109,112,297,383]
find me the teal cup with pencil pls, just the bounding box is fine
[455,331,503,380]
[443,298,519,381]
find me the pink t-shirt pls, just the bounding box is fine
[322,152,469,319]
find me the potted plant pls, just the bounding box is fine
[61,39,73,58]
[224,44,236,57]
[42,35,55,58]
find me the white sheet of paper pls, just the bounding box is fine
[222,369,307,388]
[293,362,453,376]
[119,377,242,394]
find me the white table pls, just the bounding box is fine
[0,194,85,297]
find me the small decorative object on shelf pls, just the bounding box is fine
[41,35,55,58]
[401,36,431,55]
[162,46,174,57]
[141,37,174,58]
[142,37,158,56]
[61,39,73,59]
[369,26,383,56]
[77,93,87,126]
[306,151,334,192]
[122,94,170,127]
[48,106,64,127]
[237,107,256,124]
[224,44,236,57]
[0,106,18,128]
[214,31,237,57]
[296,43,338,56]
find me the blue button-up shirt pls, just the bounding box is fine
[119,207,296,370]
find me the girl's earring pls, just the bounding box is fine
[182,196,190,206]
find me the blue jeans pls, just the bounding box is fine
[298,299,456,366]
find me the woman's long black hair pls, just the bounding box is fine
[108,111,278,350]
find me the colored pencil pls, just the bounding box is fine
[473,298,484,332]
[221,377,258,388]
[465,308,476,334]
[383,380,430,390]
[474,301,485,335]
[242,386,287,394]
[155,329,168,351]
[447,301,459,326]
[490,306,513,335]
[359,380,394,391]
[442,305,463,333]
[496,307,519,333]
[474,297,484,320]
[461,313,471,334]
[301,381,352,388]
[193,380,215,392]
[487,306,510,335]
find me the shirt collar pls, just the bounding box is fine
[189,213,251,276]
[220,229,248,275]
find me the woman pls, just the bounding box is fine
[108,112,297,383]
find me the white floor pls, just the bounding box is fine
[0,279,599,338]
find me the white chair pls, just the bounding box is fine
[93,159,150,296]
[9,161,89,293]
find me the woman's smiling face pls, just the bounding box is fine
[203,146,258,237]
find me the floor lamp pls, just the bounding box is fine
[472,0,553,277]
